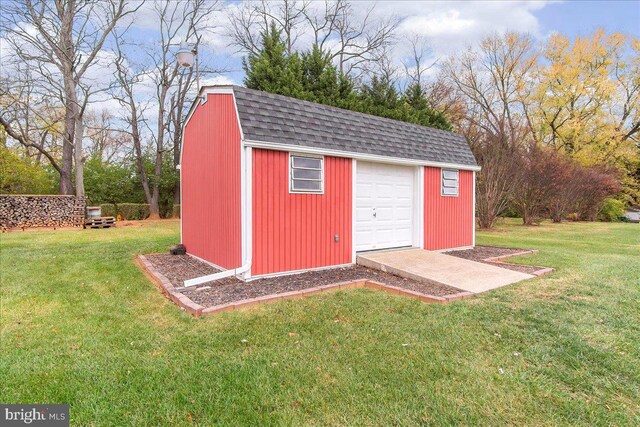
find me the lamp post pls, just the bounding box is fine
[176,42,199,94]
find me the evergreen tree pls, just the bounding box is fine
[402,83,452,130]
[357,75,405,121]
[300,45,339,104]
[244,23,451,132]
[243,22,304,97]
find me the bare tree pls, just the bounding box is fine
[1,0,137,195]
[328,2,398,77]
[403,35,436,89]
[612,36,640,146]
[228,0,398,78]
[168,66,195,206]
[0,63,65,173]
[112,35,152,216]
[114,0,220,218]
[445,32,538,228]
[228,0,310,56]
[85,110,130,164]
[423,74,468,126]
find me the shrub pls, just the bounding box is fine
[512,145,566,226]
[172,204,181,218]
[597,198,625,222]
[117,203,150,220]
[0,145,57,194]
[509,146,622,224]
[100,204,117,217]
[575,166,622,221]
[97,203,150,220]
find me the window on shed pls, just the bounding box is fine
[290,155,323,193]
[441,169,459,196]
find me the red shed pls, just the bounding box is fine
[181,86,479,283]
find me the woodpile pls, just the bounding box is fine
[0,195,87,231]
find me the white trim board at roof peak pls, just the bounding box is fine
[243,139,481,172]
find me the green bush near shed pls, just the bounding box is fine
[597,198,626,222]
[99,203,151,220]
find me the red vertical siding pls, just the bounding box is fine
[252,149,352,276]
[424,167,474,250]
[181,95,242,269]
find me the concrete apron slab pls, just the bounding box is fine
[357,248,534,294]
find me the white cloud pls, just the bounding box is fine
[399,10,476,38]
[386,1,548,56]
[201,75,238,86]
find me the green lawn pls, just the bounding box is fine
[1,220,639,426]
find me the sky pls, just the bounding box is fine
[169,0,640,87]
[2,0,638,125]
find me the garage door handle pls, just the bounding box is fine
[373,212,377,217]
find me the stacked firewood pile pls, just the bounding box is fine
[0,195,87,231]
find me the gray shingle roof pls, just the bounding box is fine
[230,86,477,167]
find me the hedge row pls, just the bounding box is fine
[100,203,150,220]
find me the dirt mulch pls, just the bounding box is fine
[144,254,239,287]
[448,245,544,274]
[143,254,462,307]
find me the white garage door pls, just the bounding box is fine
[355,162,415,251]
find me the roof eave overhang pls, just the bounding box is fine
[243,139,481,171]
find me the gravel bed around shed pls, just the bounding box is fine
[447,245,544,275]
[143,254,463,307]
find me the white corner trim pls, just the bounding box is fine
[351,158,357,264]
[240,141,246,272]
[472,170,477,248]
[243,145,253,279]
[416,166,425,249]
[243,139,481,172]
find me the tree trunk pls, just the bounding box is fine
[74,111,85,197]
[148,83,168,220]
[60,78,77,195]
[173,125,182,208]
[131,120,158,219]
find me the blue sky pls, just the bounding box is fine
[536,1,639,38]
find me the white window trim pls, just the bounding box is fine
[441,168,459,197]
[289,153,325,194]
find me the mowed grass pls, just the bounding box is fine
[1,219,639,426]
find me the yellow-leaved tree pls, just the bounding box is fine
[524,29,640,203]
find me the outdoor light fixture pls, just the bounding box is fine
[175,41,201,97]
[176,43,195,68]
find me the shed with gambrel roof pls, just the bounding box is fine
[180,85,479,280]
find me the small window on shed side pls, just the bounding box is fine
[441,169,459,196]
[290,155,323,193]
